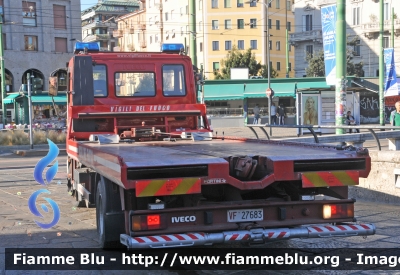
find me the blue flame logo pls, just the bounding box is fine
[28,139,60,229]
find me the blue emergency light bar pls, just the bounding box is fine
[74,42,100,53]
[161,43,185,53]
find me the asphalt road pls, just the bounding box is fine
[0,154,400,275]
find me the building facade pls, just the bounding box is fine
[1,0,82,124]
[81,0,140,51]
[290,0,400,78]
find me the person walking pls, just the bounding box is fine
[253,104,260,124]
[390,101,400,126]
[278,105,286,125]
[270,103,277,125]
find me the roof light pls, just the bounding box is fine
[74,42,100,53]
[161,43,185,53]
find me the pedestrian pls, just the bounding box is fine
[270,103,277,125]
[346,111,359,133]
[390,101,400,126]
[278,105,286,125]
[253,104,260,124]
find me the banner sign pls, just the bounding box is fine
[321,4,337,85]
[384,48,399,97]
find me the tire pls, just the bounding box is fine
[96,176,125,249]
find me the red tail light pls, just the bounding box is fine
[132,214,167,231]
[323,204,354,219]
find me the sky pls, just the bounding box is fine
[81,0,98,11]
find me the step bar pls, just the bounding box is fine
[120,223,375,249]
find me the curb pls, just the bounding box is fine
[13,149,67,157]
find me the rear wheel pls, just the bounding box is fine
[96,176,125,249]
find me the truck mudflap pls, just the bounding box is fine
[120,223,375,249]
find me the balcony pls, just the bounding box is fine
[361,19,400,39]
[140,41,147,48]
[139,24,146,30]
[113,29,124,38]
[289,30,322,46]
[83,34,111,42]
[83,21,116,29]
[127,27,135,34]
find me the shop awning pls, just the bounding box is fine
[296,81,333,92]
[31,94,67,105]
[243,83,297,98]
[3,93,22,104]
[204,83,244,101]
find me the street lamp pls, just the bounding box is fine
[247,0,272,131]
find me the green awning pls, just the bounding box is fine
[204,83,244,101]
[31,95,67,105]
[296,81,332,91]
[243,83,297,98]
[3,93,21,104]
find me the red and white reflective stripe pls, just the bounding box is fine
[131,233,205,244]
[266,231,290,239]
[308,224,373,233]
[224,233,251,241]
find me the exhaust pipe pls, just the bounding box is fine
[121,223,375,249]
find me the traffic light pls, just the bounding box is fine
[32,78,42,94]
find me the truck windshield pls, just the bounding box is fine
[115,72,156,97]
[162,65,186,96]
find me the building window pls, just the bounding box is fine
[213,62,220,71]
[180,7,184,16]
[286,0,291,10]
[224,0,231,8]
[225,40,232,50]
[276,41,280,50]
[22,2,37,26]
[268,2,271,7]
[276,20,280,30]
[150,36,153,44]
[55,37,67,52]
[238,40,244,50]
[250,18,257,28]
[250,0,256,7]
[306,45,313,57]
[276,0,280,9]
[0,0,4,21]
[289,45,291,52]
[186,5,189,14]
[165,12,169,21]
[302,15,312,31]
[277,62,281,71]
[250,40,257,49]
[225,19,232,29]
[181,26,184,36]
[353,39,361,56]
[24,35,37,51]
[212,41,219,50]
[237,0,244,7]
[238,19,244,29]
[268,19,272,29]
[383,37,389,48]
[289,62,292,71]
[212,20,219,30]
[353,7,360,25]
[384,3,389,21]
[199,0,203,10]
[53,5,66,29]
[287,21,291,31]
[212,0,218,8]
[200,42,203,52]
[2,33,5,50]
[199,21,203,31]
[269,40,272,50]
[171,10,174,20]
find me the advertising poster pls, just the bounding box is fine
[321,4,337,85]
[384,48,399,97]
[302,95,320,125]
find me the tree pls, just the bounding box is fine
[260,64,279,79]
[305,37,364,77]
[213,46,262,79]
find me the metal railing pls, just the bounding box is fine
[247,124,400,151]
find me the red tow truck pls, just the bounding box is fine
[66,42,375,249]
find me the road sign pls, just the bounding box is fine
[266,88,274,97]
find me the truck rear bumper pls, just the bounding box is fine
[120,223,375,249]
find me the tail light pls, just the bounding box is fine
[132,214,167,231]
[323,204,354,219]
